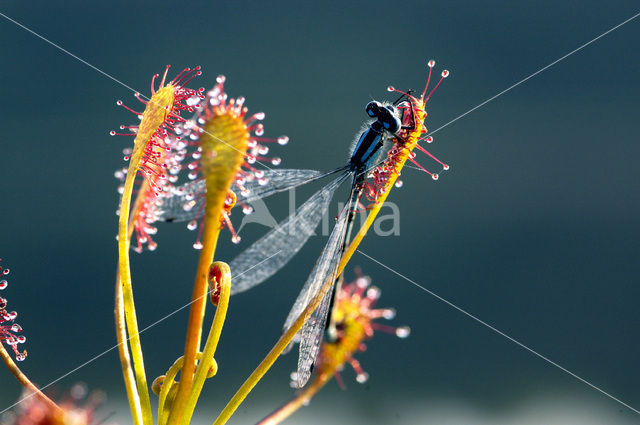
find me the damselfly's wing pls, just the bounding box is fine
[295,287,333,387]
[229,173,350,295]
[237,168,346,204]
[155,168,332,223]
[282,200,350,332]
[155,179,205,222]
[278,203,350,387]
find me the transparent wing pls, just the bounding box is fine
[155,180,205,223]
[279,203,349,387]
[237,167,346,204]
[282,200,350,332]
[295,286,333,387]
[154,168,342,223]
[229,173,349,295]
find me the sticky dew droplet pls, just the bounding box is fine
[356,372,369,383]
[382,308,396,320]
[277,136,289,145]
[396,326,411,338]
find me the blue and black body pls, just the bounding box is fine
[343,100,405,251]
[326,97,415,342]
[349,101,402,177]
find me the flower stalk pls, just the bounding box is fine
[0,344,64,418]
[168,82,252,425]
[115,66,202,425]
[117,84,176,425]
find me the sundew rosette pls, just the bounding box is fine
[256,272,410,425]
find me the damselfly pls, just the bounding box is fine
[277,63,450,387]
[156,95,423,295]
[157,62,449,386]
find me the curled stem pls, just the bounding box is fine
[157,356,185,425]
[168,214,222,425]
[158,351,219,425]
[182,261,231,424]
[0,344,64,417]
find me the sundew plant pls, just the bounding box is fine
[1,2,640,425]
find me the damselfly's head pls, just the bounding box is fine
[365,101,401,134]
[362,59,451,201]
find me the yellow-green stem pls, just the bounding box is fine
[158,356,184,425]
[115,268,143,425]
[114,177,151,425]
[114,83,175,425]
[118,168,153,425]
[168,213,222,425]
[182,261,231,424]
[256,375,328,425]
[0,344,65,417]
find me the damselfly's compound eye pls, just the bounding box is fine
[365,101,380,117]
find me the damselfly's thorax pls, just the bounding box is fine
[349,101,402,175]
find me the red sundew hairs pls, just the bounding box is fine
[0,261,27,361]
[112,66,205,252]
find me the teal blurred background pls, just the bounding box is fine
[1,1,639,424]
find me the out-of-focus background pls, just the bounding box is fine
[1,1,639,424]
